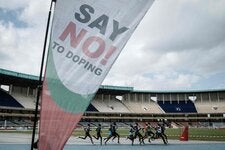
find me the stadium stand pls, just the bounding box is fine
[86,103,98,112]
[157,100,197,113]
[10,86,37,109]
[1,68,225,129]
[0,89,24,108]
[195,102,225,113]
[121,93,164,113]
[91,94,130,113]
[122,101,163,113]
[194,91,225,113]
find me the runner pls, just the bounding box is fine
[93,124,102,145]
[155,123,167,145]
[104,124,113,145]
[111,122,120,144]
[133,122,145,145]
[126,124,135,145]
[159,122,168,144]
[143,123,155,143]
[78,124,94,144]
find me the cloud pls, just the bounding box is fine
[19,0,50,27]
[0,0,50,75]
[142,0,225,52]
[0,8,28,28]
[103,0,225,90]
[0,0,30,10]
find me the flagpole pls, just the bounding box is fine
[31,0,55,149]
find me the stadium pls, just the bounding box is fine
[1,68,225,150]
[1,0,225,149]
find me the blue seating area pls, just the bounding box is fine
[86,103,98,112]
[157,100,197,113]
[0,89,24,108]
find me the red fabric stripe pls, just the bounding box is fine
[38,81,82,150]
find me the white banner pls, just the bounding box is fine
[51,0,154,95]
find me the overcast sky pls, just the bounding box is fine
[0,0,225,91]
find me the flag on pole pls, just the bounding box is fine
[39,0,154,149]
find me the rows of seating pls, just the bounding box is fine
[91,98,130,113]
[11,93,36,109]
[157,100,197,113]
[120,101,163,113]
[194,101,225,113]
[1,88,225,114]
[0,89,24,108]
[90,98,224,113]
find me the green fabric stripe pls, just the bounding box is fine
[45,46,95,113]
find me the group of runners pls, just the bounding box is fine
[78,122,168,145]
[127,122,168,145]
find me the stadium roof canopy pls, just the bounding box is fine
[98,85,133,95]
[0,68,133,94]
[0,68,39,88]
[1,68,225,94]
[134,88,225,94]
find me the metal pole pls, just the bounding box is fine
[31,0,54,149]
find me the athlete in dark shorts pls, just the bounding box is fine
[159,122,168,144]
[111,122,120,144]
[155,123,167,145]
[78,124,94,144]
[133,122,145,145]
[93,124,102,145]
[104,124,113,145]
[144,123,155,143]
[127,124,135,145]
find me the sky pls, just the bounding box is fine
[0,0,225,91]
